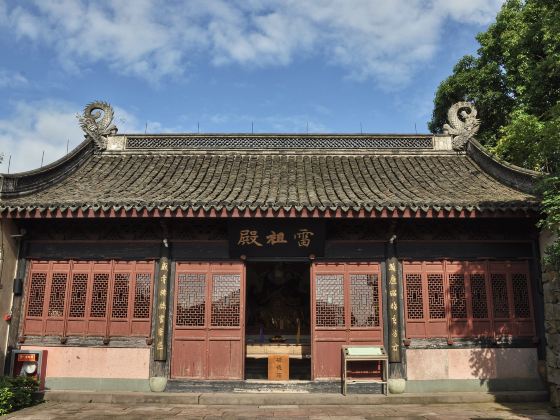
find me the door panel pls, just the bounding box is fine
[171,262,245,379]
[311,262,383,379]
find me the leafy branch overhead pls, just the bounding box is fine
[430,0,560,268]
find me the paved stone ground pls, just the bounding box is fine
[5,401,557,419]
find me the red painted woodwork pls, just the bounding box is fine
[403,260,534,339]
[23,260,155,337]
[171,262,245,380]
[311,262,383,380]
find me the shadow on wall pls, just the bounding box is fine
[467,338,544,391]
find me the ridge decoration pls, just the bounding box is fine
[78,101,118,150]
[443,102,480,151]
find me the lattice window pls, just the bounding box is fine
[176,273,206,327]
[69,273,88,318]
[47,273,67,317]
[427,274,445,319]
[470,273,488,319]
[512,273,531,318]
[350,274,379,327]
[133,273,152,319]
[91,273,109,318]
[404,261,535,339]
[491,273,509,318]
[210,274,241,327]
[25,261,155,337]
[316,274,345,327]
[111,273,130,318]
[449,274,467,319]
[405,273,423,319]
[27,272,47,317]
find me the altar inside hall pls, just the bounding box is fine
[244,262,311,380]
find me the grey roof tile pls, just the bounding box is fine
[0,153,538,213]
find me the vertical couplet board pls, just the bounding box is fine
[171,262,245,379]
[311,262,383,380]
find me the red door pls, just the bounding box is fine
[311,262,383,379]
[171,262,245,379]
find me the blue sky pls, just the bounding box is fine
[0,0,504,173]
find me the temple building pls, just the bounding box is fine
[0,101,546,393]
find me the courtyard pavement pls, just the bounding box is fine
[5,401,557,419]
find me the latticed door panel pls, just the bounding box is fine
[427,274,445,319]
[350,274,380,328]
[172,262,245,380]
[470,273,489,319]
[176,273,206,327]
[315,274,345,327]
[23,262,50,335]
[489,262,534,337]
[311,262,382,380]
[210,274,241,327]
[23,260,154,337]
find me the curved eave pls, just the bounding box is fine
[0,137,94,198]
[467,139,542,193]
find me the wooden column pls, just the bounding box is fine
[386,255,401,363]
[154,246,170,361]
[386,235,405,379]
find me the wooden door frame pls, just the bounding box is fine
[310,261,383,380]
[171,261,246,380]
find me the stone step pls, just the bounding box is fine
[40,390,549,406]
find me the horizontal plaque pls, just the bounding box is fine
[229,220,325,258]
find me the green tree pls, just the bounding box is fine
[430,0,560,266]
[430,0,560,155]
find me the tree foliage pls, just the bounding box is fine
[430,0,560,267]
[0,376,38,415]
[430,0,560,155]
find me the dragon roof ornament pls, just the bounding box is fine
[443,101,480,151]
[78,101,118,150]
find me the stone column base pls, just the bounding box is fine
[388,378,406,394]
[149,377,168,392]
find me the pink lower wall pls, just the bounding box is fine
[406,348,539,380]
[22,346,150,379]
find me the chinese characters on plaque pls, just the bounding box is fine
[238,229,314,248]
[387,259,401,362]
[154,257,169,361]
[229,221,324,257]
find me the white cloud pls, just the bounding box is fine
[436,0,505,25]
[0,100,83,174]
[0,99,330,174]
[0,0,505,87]
[0,100,160,173]
[0,69,28,88]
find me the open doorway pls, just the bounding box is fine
[245,261,311,380]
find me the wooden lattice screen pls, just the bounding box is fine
[23,260,155,337]
[311,262,383,379]
[171,262,245,380]
[403,261,534,339]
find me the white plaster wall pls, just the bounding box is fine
[406,348,540,381]
[22,346,150,379]
[0,220,20,370]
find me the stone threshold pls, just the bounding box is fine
[39,390,548,406]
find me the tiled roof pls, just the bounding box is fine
[0,149,539,215]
